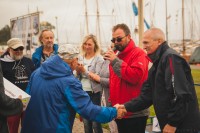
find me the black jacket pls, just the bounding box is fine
[0,61,23,133]
[125,42,200,132]
[1,51,35,91]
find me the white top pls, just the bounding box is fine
[81,57,94,91]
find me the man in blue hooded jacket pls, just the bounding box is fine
[32,29,58,68]
[21,44,125,133]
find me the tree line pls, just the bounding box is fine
[0,25,11,45]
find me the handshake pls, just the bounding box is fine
[114,104,127,119]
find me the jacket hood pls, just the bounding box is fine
[0,51,15,62]
[39,55,72,79]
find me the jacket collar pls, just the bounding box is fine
[147,41,169,63]
[118,39,136,56]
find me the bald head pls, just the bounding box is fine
[142,28,166,54]
[144,28,165,42]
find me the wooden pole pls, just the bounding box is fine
[166,0,168,41]
[182,0,185,55]
[96,0,101,45]
[85,0,89,34]
[138,0,144,48]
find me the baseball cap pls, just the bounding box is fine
[7,38,24,49]
[58,44,80,59]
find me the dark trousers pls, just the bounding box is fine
[115,116,148,133]
[83,91,103,133]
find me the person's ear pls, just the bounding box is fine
[7,48,12,53]
[69,59,75,67]
[157,39,163,45]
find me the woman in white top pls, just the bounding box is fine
[76,34,104,133]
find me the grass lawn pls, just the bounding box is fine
[191,69,200,108]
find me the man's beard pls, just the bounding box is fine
[114,43,128,52]
[10,52,23,61]
[44,43,53,48]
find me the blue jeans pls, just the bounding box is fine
[83,91,103,133]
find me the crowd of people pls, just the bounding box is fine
[0,23,199,133]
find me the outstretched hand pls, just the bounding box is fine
[114,104,127,119]
[163,124,176,133]
[114,104,125,110]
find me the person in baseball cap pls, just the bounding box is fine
[1,38,25,61]
[20,43,122,133]
[58,44,79,60]
[0,38,35,133]
[7,38,24,50]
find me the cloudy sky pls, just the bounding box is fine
[0,0,199,46]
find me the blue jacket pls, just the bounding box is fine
[21,55,117,133]
[32,44,58,69]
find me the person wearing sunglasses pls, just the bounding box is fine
[32,29,58,69]
[0,38,35,133]
[104,23,149,133]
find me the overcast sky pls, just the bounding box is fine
[0,0,199,46]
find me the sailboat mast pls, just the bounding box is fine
[96,0,101,45]
[182,0,185,54]
[84,0,89,34]
[138,0,144,48]
[165,0,168,41]
[191,0,194,45]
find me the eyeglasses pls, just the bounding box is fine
[111,36,126,43]
[12,47,24,51]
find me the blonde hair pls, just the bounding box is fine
[80,34,100,55]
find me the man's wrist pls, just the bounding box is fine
[111,58,119,66]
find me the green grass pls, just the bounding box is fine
[191,69,200,108]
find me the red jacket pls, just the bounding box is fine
[109,39,149,118]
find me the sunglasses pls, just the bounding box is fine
[12,47,24,51]
[111,36,126,43]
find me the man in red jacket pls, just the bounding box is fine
[104,23,149,133]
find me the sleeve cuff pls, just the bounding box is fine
[111,58,120,66]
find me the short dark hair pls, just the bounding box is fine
[112,23,131,36]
